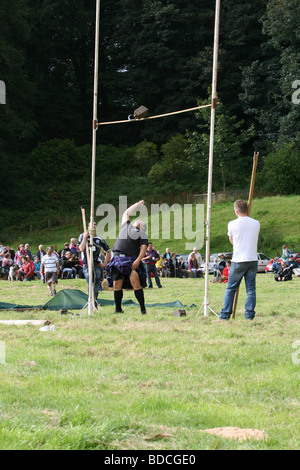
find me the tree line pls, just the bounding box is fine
[0,0,300,230]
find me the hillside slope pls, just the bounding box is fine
[3,195,300,258]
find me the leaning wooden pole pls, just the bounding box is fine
[232,151,259,319]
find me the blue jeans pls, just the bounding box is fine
[83,264,102,301]
[219,261,258,320]
[146,264,162,288]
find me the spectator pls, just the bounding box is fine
[2,252,13,278]
[25,243,33,260]
[35,245,46,261]
[188,252,203,278]
[14,244,27,268]
[5,245,15,261]
[170,252,184,278]
[0,242,5,268]
[143,242,162,288]
[289,256,300,277]
[61,251,77,279]
[155,251,163,276]
[70,238,79,255]
[178,256,191,278]
[188,247,202,267]
[163,247,171,259]
[213,257,221,280]
[288,256,299,270]
[217,254,226,274]
[275,261,292,282]
[282,244,291,261]
[221,260,231,283]
[34,256,41,280]
[162,257,171,277]
[60,243,71,259]
[272,257,281,273]
[17,256,35,282]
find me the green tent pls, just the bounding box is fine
[0,289,196,311]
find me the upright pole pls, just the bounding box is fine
[88,0,101,316]
[203,0,221,317]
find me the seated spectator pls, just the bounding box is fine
[178,256,191,278]
[71,252,84,278]
[162,258,171,277]
[213,257,222,281]
[2,252,13,278]
[289,256,300,277]
[272,257,281,273]
[289,256,299,269]
[25,243,33,260]
[70,238,79,255]
[275,261,293,282]
[155,251,163,276]
[5,245,15,261]
[188,252,203,278]
[0,242,5,268]
[35,245,46,261]
[61,251,77,279]
[34,256,41,280]
[14,244,27,268]
[163,247,171,259]
[218,254,226,274]
[17,256,35,281]
[170,252,184,278]
[60,243,71,259]
[221,260,231,283]
[188,247,202,267]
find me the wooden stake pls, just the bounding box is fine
[232,152,259,319]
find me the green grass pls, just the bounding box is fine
[0,274,299,450]
[3,195,300,257]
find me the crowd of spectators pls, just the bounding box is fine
[2,238,298,286]
[0,240,86,282]
[0,240,207,285]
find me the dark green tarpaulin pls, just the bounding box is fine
[0,289,196,311]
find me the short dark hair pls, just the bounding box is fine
[234,200,248,215]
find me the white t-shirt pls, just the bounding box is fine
[228,216,260,262]
[41,253,59,273]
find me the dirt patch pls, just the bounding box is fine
[201,427,267,442]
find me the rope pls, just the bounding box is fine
[98,103,211,126]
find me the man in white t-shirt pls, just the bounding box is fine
[40,247,60,296]
[218,200,260,320]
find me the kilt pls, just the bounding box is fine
[45,271,58,284]
[106,255,146,289]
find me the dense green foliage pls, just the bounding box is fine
[0,0,299,229]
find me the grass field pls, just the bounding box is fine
[0,273,299,450]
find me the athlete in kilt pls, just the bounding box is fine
[106,200,148,314]
[78,221,111,308]
[40,247,60,296]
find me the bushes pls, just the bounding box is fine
[257,142,300,194]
